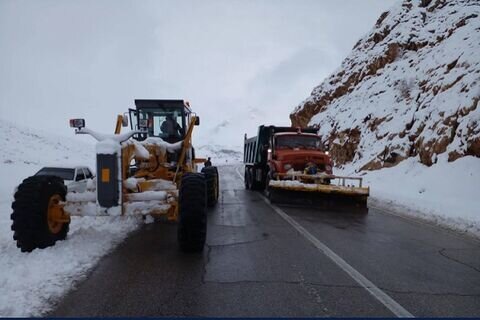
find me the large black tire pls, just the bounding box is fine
[250,167,265,191]
[265,171,272,200]
[201,166,219,207]
[11,175,69,252]
[178,172,207,252]
[244,167,251,190]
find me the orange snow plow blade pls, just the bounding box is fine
[268,173,369,213]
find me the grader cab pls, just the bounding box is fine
[11,99,219,253]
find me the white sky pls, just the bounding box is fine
[0,0,397,148]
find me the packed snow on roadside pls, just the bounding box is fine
[0,118,142,316]
[197,144,243,165]
[336,154,480,238]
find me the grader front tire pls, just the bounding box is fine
[11,175,69,252]
[178,173,207,252]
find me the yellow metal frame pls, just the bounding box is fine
[114,114,124,134]
[47,194,70,232]
[60,114,200,222]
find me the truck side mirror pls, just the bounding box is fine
[195,117,200,126]
[122,113,129,127]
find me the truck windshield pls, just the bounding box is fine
[275,135,323,150]
[35,168,75,180]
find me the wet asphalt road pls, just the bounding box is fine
[51,165,480,317]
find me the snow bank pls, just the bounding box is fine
[0,215,141,316]
[337,154,480,237]
[0,118,142,316]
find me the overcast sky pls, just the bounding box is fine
[0,0,397,148]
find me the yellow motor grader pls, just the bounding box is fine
[11,99,219,252]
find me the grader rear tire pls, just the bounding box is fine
[11,175,69,252]
[201,166,219,207]
[178,173,207,252]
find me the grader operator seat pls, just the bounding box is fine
[129,99,196,143]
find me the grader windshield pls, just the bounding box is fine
[130,99,192,143]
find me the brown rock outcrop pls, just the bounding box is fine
[291,0,480,170]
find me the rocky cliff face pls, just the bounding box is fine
[291,0,480,170]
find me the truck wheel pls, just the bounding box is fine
[265,174,271,199]
[265,171,279,202]
[244,168,251,190]
[11,175,69,252]
[250,168,265,191]
[201,166,219,207]
[178,172,207,252]
[265,171,274,199]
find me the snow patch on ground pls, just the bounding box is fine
[336,155,480,238]
[0,118,142,316]
[0,215,141,316]
[197,144,243,165]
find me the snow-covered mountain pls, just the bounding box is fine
[195,105,272,155]
[291,0,479,170]
[0,118,95,195]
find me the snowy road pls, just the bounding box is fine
[50,165,480,317]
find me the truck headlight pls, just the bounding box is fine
[284,164,292,170]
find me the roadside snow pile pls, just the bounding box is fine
[0,118,95,197]
[197,144,243,165]
[290,0,480,236]
[0,118,142,316]
[0,216,141,316]
[337,154,480,237]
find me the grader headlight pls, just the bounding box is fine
[69,119,85,129]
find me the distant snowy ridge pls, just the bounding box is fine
[197,144,243,164]
[291,0,480,170]
[0,118,95,169]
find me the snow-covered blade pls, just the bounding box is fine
[270,172,369,197]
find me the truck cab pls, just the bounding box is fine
[268,132,333,175]
[244,125,333,190]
